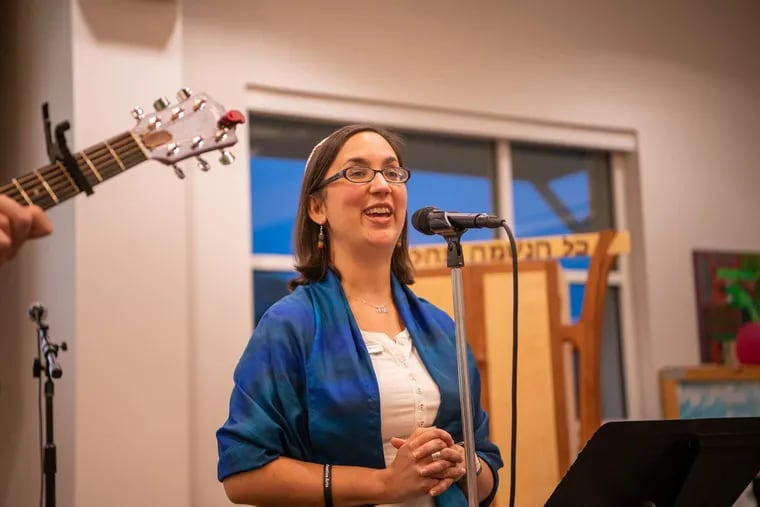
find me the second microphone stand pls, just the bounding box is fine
[30,303,67,507]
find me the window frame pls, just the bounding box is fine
[246,85,641,419]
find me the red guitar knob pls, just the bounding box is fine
[218,110,246,129]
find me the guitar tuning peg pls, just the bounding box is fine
[219,150,235,165]
[215,127,229,142]
[172,164,185,179]
[153,97,171,111]
[197,156,210,172]
[131,106,145,121]
[177,88,192,101]
[193,97,208,111]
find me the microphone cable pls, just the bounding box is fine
[500,221,519,507]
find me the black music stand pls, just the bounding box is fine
[545,417,760,507]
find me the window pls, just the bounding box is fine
[402,132,495,245]
[253,270,296,324]
[250,116,341,255]
[511,143,626,419]
[511,143,613,270]
[568,285,627,419]
[247,114,631,420]
[249,117,496,323]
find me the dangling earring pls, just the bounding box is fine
[317,224,325,249]
[396,238,402,248]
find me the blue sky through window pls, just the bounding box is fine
[513,170,591,269]
[250,156,304,254]
[251,156,495,253]
[549,171,590,224]
[407,171,493,245]
[569,283,585,324]
[253,270,295,325]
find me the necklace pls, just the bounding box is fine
[349,295,389,314]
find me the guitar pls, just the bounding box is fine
[0,88,244,210]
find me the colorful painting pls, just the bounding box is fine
[693,250,760,364]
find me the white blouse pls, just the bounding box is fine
[361,328,441,507]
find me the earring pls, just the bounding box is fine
[317,224,325,249]
[396,238,402,248]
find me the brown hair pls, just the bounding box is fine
[288,124,415,291]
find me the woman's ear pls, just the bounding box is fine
[308,195,325,225]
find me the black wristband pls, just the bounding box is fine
[323,463,333,507]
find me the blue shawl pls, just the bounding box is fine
[217,269,503,506]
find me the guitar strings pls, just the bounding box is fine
[5,123,225,201]
[0,133,139,198]
[1,133,146,209]
[2,132,137,189]
[2,124,221,210]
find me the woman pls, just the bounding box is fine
[217,124,502,506]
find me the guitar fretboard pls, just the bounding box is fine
[0,131,147,210]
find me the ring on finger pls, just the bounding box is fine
[431,450,442,460]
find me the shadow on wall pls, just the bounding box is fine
[0,1,26,498]
[78,0,177,48]
[0,265,27,503]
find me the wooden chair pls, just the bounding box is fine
[557,230,618,445]
[410,230,622,506]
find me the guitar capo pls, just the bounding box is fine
[42,103,93,195]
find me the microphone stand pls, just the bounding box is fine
[440,227,479,507]
[412,207,519,506]
[30,303,67,507]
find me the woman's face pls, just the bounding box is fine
[309,131,407,259]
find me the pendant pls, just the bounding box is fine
[375,304,388,314]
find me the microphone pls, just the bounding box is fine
[411,206,504,236]
[28,302,64,378]
[29,302,47,323]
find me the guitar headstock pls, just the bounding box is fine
[131,88,245,178]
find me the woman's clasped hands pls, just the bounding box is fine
[382,426,466,502]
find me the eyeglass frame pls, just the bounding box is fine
[311,166,412,193]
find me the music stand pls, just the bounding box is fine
[545,417,760,507]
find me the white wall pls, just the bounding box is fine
[2,0,759,506]
[70,0,190,506]
[184,0,760,502]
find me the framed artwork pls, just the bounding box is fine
[692,250,760,364]
[660,366,760,419]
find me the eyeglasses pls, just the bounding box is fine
[313,166,411,192]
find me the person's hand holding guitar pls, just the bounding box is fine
[0,195,53,265]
